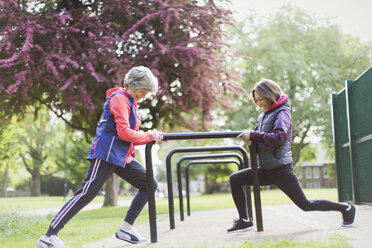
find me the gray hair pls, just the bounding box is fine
[123,66,158,93]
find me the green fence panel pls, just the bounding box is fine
[348,68,372,204]
[355,141,372,204]
[332,66,372,204]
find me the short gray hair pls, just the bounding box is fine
[123,66,158,93]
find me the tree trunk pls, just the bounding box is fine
[30,171,41,196]
[103,174,119,206]
[204,174,216,194]
[2,163,9,197]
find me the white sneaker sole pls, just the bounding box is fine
[227,225,255,233]
[37,236,68,248]
[115,228,146,244]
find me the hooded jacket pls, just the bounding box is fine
[250,95,293,170]
[87,87,153,167]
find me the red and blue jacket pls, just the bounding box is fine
[87,87,153,167]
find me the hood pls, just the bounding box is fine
[266,94,289,112]
[106,87,128,99]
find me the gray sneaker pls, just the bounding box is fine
[115,226,146,244]
[36,235,68,248]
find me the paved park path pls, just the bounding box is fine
[82,204,372,248]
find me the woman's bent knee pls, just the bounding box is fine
[296,200,314,211]
[229,172,240,185]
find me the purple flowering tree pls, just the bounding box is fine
[1,0,238,201]
[0,0,237,136]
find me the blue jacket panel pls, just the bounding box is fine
[87,91,136,167]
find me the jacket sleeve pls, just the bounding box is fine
[109,94,154,143]
[250,110,292,148]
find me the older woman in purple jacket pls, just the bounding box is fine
[227,78,357,233]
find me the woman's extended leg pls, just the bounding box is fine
[267,165,348,212]
[46,159,116,236]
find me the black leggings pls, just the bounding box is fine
[230,164,348,220]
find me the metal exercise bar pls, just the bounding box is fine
[176,153,246,220]
[166,145,250,230]
[163,131,241,140]
[184,159,240,217]
[145,131,263,243]
[248,143,263,231]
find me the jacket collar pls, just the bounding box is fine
[266,94,288,113]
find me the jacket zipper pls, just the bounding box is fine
[106,136,115,161]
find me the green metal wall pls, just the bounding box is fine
[331,67,372,204]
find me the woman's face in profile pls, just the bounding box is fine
[131,88,151,102]
[254,92,271,112]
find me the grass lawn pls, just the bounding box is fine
[0,195,133,211]
[0,188,338,211]
[0,188,348,248]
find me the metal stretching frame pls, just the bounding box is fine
[167,146,249,230]
[176,152,246,220]
[145,131,263,243]
[184,159,240,217]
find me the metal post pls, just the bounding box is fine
[249,145,263,231]
[145,141,157,243]
[176,160,184,221]
[165,153,175,229]
[184,159,240,217]
[185,163,190,216]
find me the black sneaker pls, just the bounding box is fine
[227,218,254,233]
[342,203,358,227]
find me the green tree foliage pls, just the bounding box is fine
[17,107,58,196]
[52,129,90,187]
[203,163,234,194]
[225,6,372,164]
[0,118,24,196]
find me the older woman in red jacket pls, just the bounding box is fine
[37,66,163,248]
[227,78,357,233]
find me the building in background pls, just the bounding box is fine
[295,145,336,188]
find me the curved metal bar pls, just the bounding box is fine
[176,153,244,220]
[145,131,262,243]
[184,159,240,217]
[166,145,251,230]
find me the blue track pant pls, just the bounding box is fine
[46,158,158,236]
